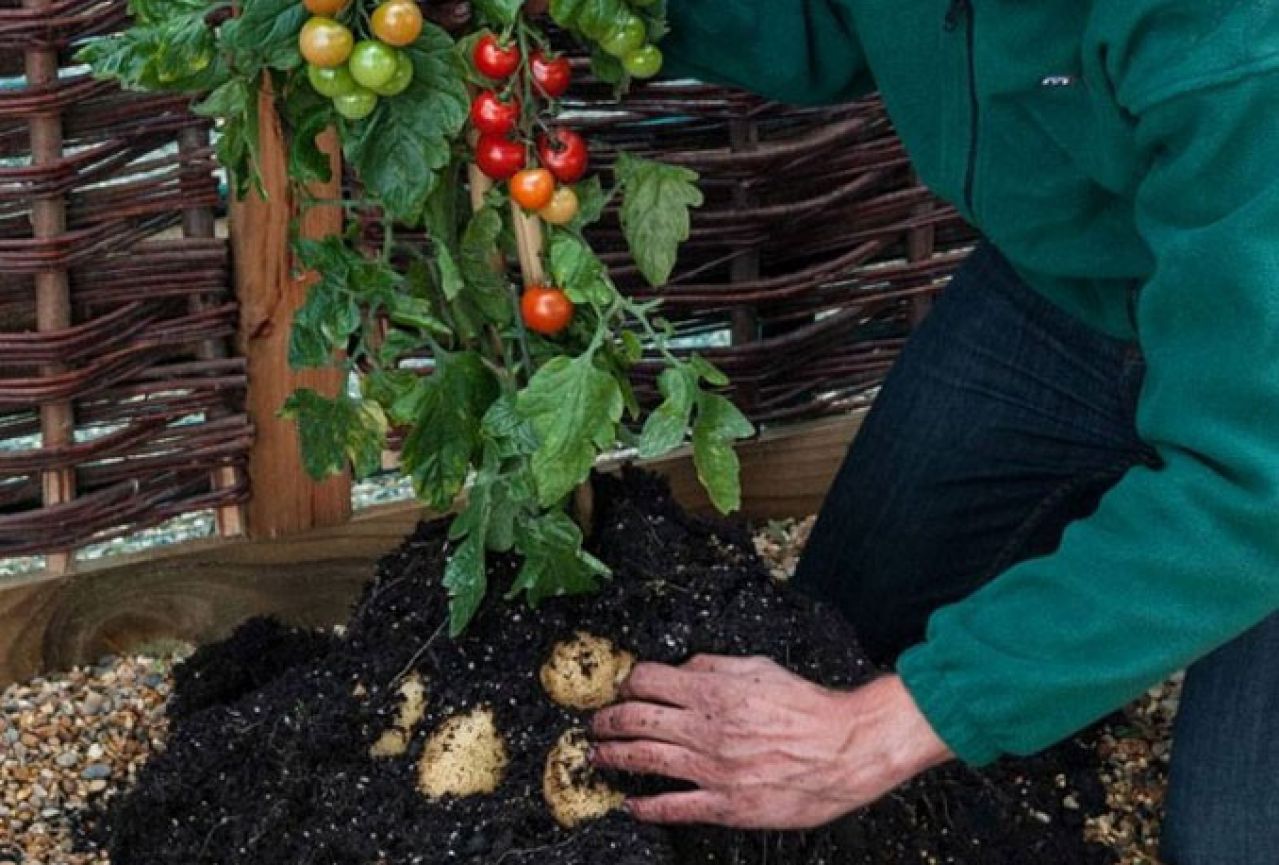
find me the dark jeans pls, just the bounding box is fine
[794,245,1279,864]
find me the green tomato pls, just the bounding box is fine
[334,87,379,120]
[601,16,646,58]
[576,6,612,40]
[348,41,400,89]
[623,44,663,79]
[369,52,414,96]
[308,63,358,98]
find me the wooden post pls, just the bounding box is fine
[231,90,352,538]
[179,125,247,538]
[25,0,76,574]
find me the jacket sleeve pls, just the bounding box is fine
[898,62,1279,765]
[661,0,872,105]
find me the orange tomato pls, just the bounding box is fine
[303,0,349,15]
[371,0,424,47]
[538,186,580,225]
[510,168,556,212]
[299,17,355,69]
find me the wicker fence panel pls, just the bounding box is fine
[0,0,248,561]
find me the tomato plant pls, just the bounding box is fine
[521,285,575,336]
[83,0,754,637]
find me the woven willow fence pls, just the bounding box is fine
[0,0,247,566]
[0,0,972,566]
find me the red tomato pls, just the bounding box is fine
[530,51,572,98]
[510,168,556,211]
[473,34,521,80]
[521,285,574,336]
[537,128,589,183]
[475,135,526,180]
[470,90,520,136]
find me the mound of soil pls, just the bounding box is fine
[86,471,1115,865]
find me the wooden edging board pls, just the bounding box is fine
[0,411,863,687]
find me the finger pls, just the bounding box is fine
[620,662,704,708]
[682,654,771,675]
[592,703,702,745]
[626,791,734,826]
[593,741,713,785]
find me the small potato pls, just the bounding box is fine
[543,728,625,828]
[540,632,635,711]
[417,707,508,800]
[369,673,428,759]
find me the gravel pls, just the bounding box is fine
[0,521,1173,865]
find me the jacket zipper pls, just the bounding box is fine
[945,0,979,216]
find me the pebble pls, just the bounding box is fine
[2,650,186,865]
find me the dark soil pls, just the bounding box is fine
[85,470,1115,865]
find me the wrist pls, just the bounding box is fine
[836,675,953,784]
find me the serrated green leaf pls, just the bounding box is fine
[516,355,624,506]
[691,391,755,513]
[638,366,696,459]
[690,354,730,387]
[569,177,608,230]
[549,231,616,306]
[399,352,500,510]
[459,205,508,298]
[280,80,335,185]
[443,530,488,636]
[280,389,387,480]
[482,395,541,458]
[615,152,703,287]
[508,511,610,606]
[219,0,309,75]
[343,25,469,223]
[472,0,523,27]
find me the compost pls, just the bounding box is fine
[85,471,1115,865]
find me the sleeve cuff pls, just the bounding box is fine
[897,645,1003,767]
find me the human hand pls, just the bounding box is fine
[591,656,952,828]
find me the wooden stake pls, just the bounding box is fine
[25,0,76,574]
[232,89,352,539]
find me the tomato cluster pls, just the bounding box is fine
[299,0,423,120]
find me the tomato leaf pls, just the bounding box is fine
[691,392,755,513]
[280,80,335,185]
[289,238,360,368]
[78,2,224,92]
[508,510,610,606]
[459,205,511,319]
[569,176,608,230]
[220,0,309,75]
[638,366,696,459]
[516,354,624,506]
[472,0,523,27]
[614,153,703,287]
[280,389,387,480]
[443,529,488,636]
[399,351,500,510]
[343,25,469,223]
[549,231,616,306]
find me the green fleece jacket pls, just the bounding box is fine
[663,0,1279,765]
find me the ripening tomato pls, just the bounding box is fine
[510,168,556,211]
[521,285,574,336]
[600,15,646,58]
[530,52,572,98]
[307,63,357,98]
[537,128,589,183]
[371,0,423,47]
[334,87,379,121]
[370,52,415,96]
[538,186,580,225]
[304,0,349,15]
[299,17,355,69]
[623,45,663,80]
[473,33,521,80]
[349,41,401,88]
[475,135,527,180]
[470,90,520,136]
